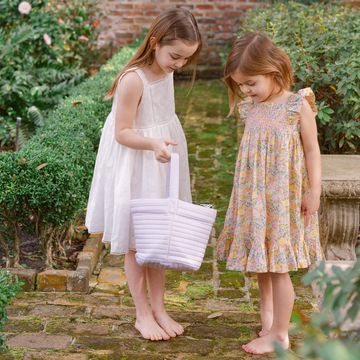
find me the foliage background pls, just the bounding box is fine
[0,271,24,353]
[0,0,105,149]
[222,2,360,154]
[0,34,144,269]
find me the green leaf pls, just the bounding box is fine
[74,16,83,24]
[320,340,351,360]
[339,137,344,148]
[28,106,43,127]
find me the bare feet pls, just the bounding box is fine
[242,332,289,354]
[259,329,269,337]
[153,309,184,338]
[135,313,170,341]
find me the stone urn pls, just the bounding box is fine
[319,155,360,261]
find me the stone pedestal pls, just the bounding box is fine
[319,155,360,261]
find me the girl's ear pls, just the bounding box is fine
[150,37,157,47]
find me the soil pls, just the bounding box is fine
[0,229,88,273]
[0,144,14,152]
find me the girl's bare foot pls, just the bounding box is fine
[135,313,170,341]
[153,309,184,337]
[259,329,269,337]
[242,332,289,354]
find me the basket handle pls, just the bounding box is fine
[165,153,179,199]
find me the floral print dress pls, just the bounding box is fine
[217,88,324,273]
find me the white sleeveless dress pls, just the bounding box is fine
[85,68,192,255]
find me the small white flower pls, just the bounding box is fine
[43,33,51,46]
[18,1,32,15]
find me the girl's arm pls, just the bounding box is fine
[114,71,177,163]
[300,99,322,227]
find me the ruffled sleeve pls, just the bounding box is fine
[287,87,317,123]
[298,88,318,115]
[237,97,253,121]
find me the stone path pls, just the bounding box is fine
[1,80,318,359]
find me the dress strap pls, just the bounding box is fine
[237,97,254,121]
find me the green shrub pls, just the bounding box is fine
[0,270,24,353]
[230,2,360,154]
[0,35,142,269]
[275,258,360,359]
[0,0,86,148]
[51,0,107,72]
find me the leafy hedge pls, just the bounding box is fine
[0,35,144,269]
[276,256,360,360]
[231,2,360,154]
[0,271,24,353]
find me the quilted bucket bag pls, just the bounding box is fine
[130,153,217,271]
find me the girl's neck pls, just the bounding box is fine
[142,61,168,83]
[261,89,292,105]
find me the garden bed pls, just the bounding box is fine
[0,230,87,273]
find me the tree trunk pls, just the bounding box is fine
[40,226,58,270]
[0,236,12,268]
[12,224,22,269]
[53,232,66,258]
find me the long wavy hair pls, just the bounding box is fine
[105,8,202,100]
[224,32,293,116]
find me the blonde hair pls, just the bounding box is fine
[224,32,293,116]
[105,8,202,99]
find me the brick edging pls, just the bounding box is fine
[6,234,104,293]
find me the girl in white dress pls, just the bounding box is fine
[85,8,202,341]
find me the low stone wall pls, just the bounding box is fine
[6,234,104,292]
[319,155,360,261]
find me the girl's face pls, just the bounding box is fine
[153,40,199,74]
[231,72,276,103]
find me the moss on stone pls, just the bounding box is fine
[217,261,228,272]
[204,246,214,260]
[219,271,245,288]
[164,271,183,289]
[249,287,260,298]
[238,303,256,312]
[2,320,44,333]
[217,289,246,299]
[185,283,214,300]
[184,262,213,282]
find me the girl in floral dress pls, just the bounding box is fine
[216,33,324,355]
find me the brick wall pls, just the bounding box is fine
[99,0,262,78]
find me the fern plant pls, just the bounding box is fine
[0,0,86,148]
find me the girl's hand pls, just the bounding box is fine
[151,138,178,163]
[301,193,320,228]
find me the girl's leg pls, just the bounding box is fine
[125,251,170,341]
[243,272,294,354]
[257,272,273,337]
[146,267,184,337]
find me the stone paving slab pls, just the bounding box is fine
[97,268,127,286]
[24,353,88,360]
[5,334,72,350]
